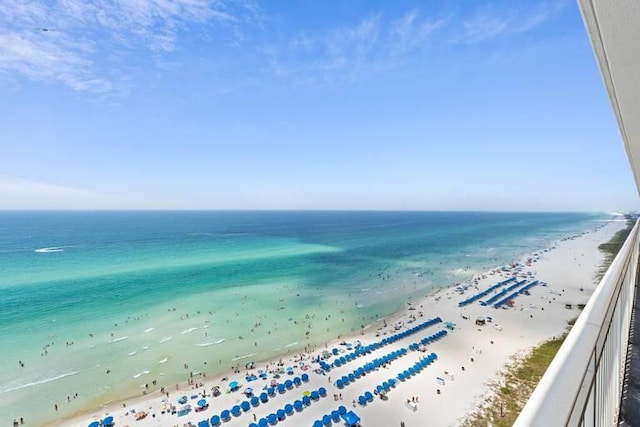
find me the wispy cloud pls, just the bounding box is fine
[0,0,259,94]
[269,10,447,85]
[462,1,566,42]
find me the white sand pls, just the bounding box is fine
[60,218,625,427]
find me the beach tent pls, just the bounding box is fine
[210,415,220,425]
[341,410,361,427]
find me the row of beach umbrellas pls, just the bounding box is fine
[320,316,442,373]
[335,348,407,389]
[407,329,448,351]
[245,387,327,427]
[458,276,517,307]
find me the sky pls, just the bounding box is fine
[0,0,637,211]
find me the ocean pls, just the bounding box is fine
[0,211,607,424]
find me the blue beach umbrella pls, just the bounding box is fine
[241,401,251,411]
[294,400,303,411]
[313,421,323,427]
[310,390,320,400]
[101,417,114,426]
[302,395,311,405]
[198,421,209,427]
[260,392,269,402]
[277,409,286,419]
[285,379,293,389]
[268,413,277,425]
[323,414,332,425]
[332,410,340,421]
[284,403,294,414]
[249,424,258,427]
[229,381,238,389]
[318,387,327,397]
[301,373,309,382]
[293,376,301,385]
[231,405,241,416]
[210,415,220,425]
[338,405,347,415]
[336,379,344,389]
[220,409,230,420]
[365,391,373,401]
[258,419,268,427]
[88,422,99,427]
[267,387,275,395]
[278,383,286,393]
[358,396,367,405]
[250,396,259,406]
[198,399,207,407]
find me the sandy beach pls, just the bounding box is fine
[54,218,623,427]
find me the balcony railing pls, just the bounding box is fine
[514,219,639,427]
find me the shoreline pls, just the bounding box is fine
[52,217,625,427]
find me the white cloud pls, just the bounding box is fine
[462,1,566,42]
[0,0,257,93]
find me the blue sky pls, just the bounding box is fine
[0,0,637,211]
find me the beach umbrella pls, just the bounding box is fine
[260,392,269,402]
[302,395,311,405]
[285,379,293,389]
[249,424,258,427]
[318,387,327,397]
[348,373,355,382]
[293,400,303,411]
[88,422,99,427]
[323,414,332,425]
[332,348,339,355]
[231,405,241,416]
[293,376,301,385]
[313,421,323,427]
[277,383,286,393]
[284,403,294,414]
[267,387,275,395]
[310,390,320,400]
[301,373,309,382]
[241,401,251,411]
[268,413,277,425]
[258,419,268,427]
[210,415,220,425]
[338,405,347,415]
[358,396,367,405]
[332,410,341,421]
[336,379,344,389]
[220,409,230,420]
[101,417,114,426]
[341,375,349,384]
[365,391,373,401]
[229,381,238,389]
[277,409,286,419]
[198,399,207,407]
[198,421,209,427]
[250,396,259,406]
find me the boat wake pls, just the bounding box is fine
[35,246,69,253]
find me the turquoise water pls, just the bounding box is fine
[0,211,606,424]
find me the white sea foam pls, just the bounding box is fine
[143,346,149,350]
[284,342,298,348]
[159,337,173,344]
[128,351,137,356]
[111,336,128,343]
[196,338,225,347]
[231,353,256,361]
[0,371,80,393]
[133,370,150,379]
[144,328,154,333]
[181,327,199,334]
[158,357,168,364]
